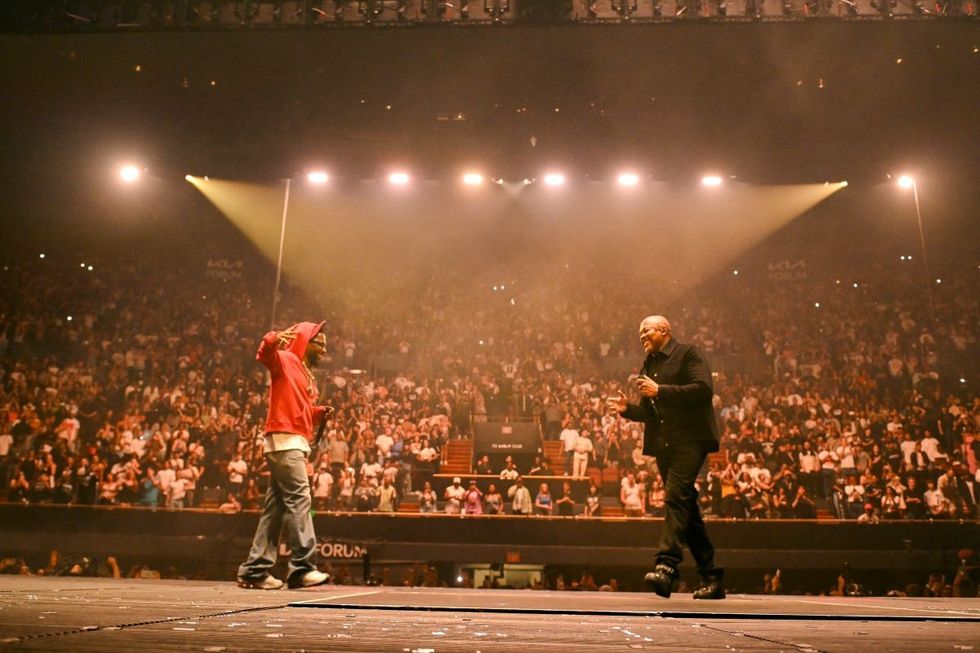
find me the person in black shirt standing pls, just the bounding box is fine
[607,315,725,600]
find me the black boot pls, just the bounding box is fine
[644,563,677,598]
[693,576,726,600]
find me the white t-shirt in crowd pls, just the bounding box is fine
[157,468,176,492]
[560,428,579,453]
[228,458,248,484]
[313,470,334,499]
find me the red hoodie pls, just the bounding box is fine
[256,321,327,441]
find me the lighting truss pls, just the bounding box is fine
[13,0,977,29]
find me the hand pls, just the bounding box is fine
[322,406,336,416]
[275,329,298,349]
[636,375,659,398]
[605,390,627,414]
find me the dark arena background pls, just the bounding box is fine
[0,3,979,651]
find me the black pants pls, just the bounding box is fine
[653,439,722,579]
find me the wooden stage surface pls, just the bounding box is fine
[1,577,978,652]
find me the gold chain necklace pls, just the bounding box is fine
[301,360,317,398]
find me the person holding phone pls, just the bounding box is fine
[606,315,725,600]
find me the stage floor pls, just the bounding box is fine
[1,577,978,652]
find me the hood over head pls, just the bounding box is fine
[283,321,326,358]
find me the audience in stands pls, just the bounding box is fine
[0,257,976,522]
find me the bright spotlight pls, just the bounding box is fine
[462,172,484,186]
[617,172,640,187]
[701,175,723,187]
[184,174,193,182]
[119,164,141,183]
[543,173,565,187]
[897,175,915,189]
[307,171,329,185]
[388,171,410,186]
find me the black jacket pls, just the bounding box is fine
[621,338,720,455]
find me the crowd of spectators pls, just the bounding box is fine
[0,254,977,523]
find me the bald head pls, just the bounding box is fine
[639,315,672,354]
[640,315,671,333]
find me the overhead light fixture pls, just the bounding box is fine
[701,175,723,187]
[897,174,915,189]
[617,172,640,187]
[119,164,142,183]
[543,173,565,187]
[388,171,410,186]
[307,171,329,184]
[462,172,484,186]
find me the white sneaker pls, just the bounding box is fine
[288,570,330,589]
[237,574,284,590]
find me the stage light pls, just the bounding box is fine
[617,172,640,187]
[701,175,723,187]
[462,172,484,186]
[184,175,193,181]
[389,171,410,186]
[307,171,329,184]
[543,173,565,187]
[897,175,915,189]
[119,164,141,183]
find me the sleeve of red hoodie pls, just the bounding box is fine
[256,331,286,376]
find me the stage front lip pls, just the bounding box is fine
[288,585,980,622]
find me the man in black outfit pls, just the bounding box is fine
[606,315,725,600]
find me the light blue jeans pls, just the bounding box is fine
[238,449,318,582]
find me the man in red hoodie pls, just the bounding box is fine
[237,321,332,590]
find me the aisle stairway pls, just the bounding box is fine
[543,440,565,474]
[441,439,474,476]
